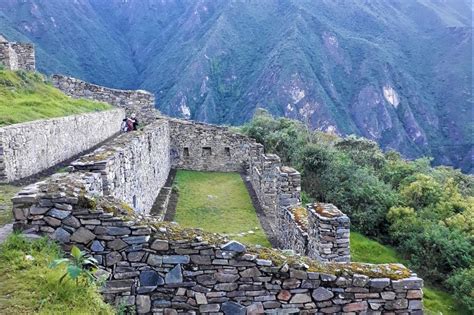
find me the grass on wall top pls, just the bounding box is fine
[173,170,271,247]
[0,69,112,127]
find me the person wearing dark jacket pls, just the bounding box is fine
[122,113,139,132]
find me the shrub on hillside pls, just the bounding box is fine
[447,268,474,312]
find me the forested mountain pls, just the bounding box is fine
[0,0,472,172]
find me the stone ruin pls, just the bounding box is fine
[5,37,424,314]
[0,34,35,71]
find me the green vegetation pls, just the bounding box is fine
[0,184,21,226]
[0,233,113,314]
[173,170,271,247]
[351,232,468,314]
[242,110,474,311]
[0,70,112,126]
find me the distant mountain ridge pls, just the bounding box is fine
[0,0,472,172]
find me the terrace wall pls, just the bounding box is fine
[12,171,424,314]
[70,119,171,214]
[0,109,124,183]
[52,74,159,124]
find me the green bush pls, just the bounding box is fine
[447,268,474,312]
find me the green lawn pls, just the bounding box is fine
[173,170,271,247]
[0,70,112,126]
[351,232,469,315]
[0,184,21,226]
[0,233,113,314]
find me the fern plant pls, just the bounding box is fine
[50,245,99,285]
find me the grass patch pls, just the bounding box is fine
[0,70,112,126]
[351,232,469,315]
[0,233,113,314]
[173,170,271,247]
[0,184,21,226]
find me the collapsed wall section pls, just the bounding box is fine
[71,119,171,213]
[169,119,260,172]
[0,109,124,183]
[52,74,159,124]
[11,172,424,314]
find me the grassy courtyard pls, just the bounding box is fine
[173,170,271,247]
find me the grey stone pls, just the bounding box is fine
[44,216,61,227]
[162,255,190,264]
[30,206,49,215]
[221,240,246,253]
[128,251,145,262]
[147,254,162,266]
[312,287,334,301]
[165,264,182,284]
[199,304,220,312]
[139,270,164,287]
[47,208,71,220]
[246,302,264,315]
[290,293,311,303]
[392,277,423,290]
[369,278,390,288]
[90,240,105,252]
[107,239,128,250]
[106,251,122,266]
[105,226,131,236]
[150,239,169,251]
[122,235,150,244]
[70,227,96,244]
[51,228,70,243]
[136,295,151,314]
[63,215,81,228]
[221,301,245,315]
[352,274,370,287]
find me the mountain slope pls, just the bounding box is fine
[0,0,472,172]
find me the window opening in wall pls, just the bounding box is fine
[225,147,231,157]
[202,147,212,157]
[183,147,190,158]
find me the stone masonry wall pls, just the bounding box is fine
[169,119,261,172]
[0,39,35,71]
[307,204,351,263]
[71,119,171,214]
[0,109,124,183]
[12,171,424,314]
[52,74,159,124]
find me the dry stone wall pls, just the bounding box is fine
[70,119,171,214]
[0,36,35,71]
[307,204,351,263]
[12,171,424,314]
[0,109,124,183]
[52,74,159,124]
[169,119,260,172]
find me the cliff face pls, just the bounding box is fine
[0,0,472,172]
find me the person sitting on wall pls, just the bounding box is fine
[121,113,139,132]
